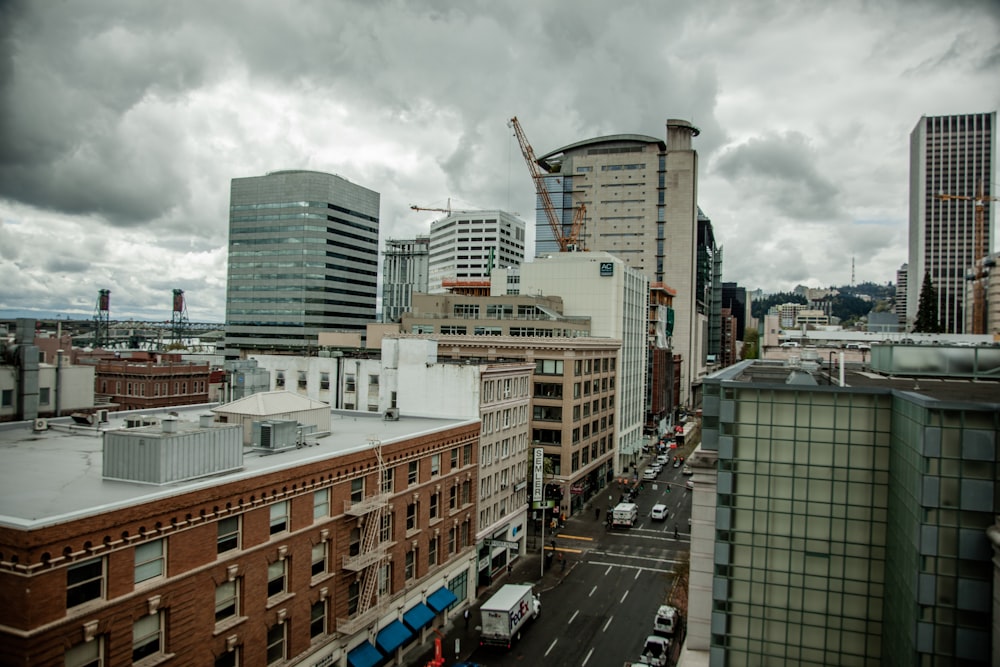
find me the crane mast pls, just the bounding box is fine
[937,181,997,334]
[509,116,585,252]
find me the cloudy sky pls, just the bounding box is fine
[1,1,998,322]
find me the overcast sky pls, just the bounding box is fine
[1,0,998,322]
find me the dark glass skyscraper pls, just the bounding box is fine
[223,170,380,356]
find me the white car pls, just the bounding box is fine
[638,635,671,666]
[685,479,694,490]
[642,468,657,480]
[682,465,693,476]
[653,604,679,636]
[650,504,668,521]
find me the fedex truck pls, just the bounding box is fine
[479,584,541,648]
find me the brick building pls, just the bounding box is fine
[0,405,479,667]
[95,358,211,411]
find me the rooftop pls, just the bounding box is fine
[0,405,472,530]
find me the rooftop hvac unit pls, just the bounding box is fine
[33,418,48,432]
[384,407,399,421]
[252,419,299,453]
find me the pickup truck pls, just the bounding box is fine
[479,584,540,648]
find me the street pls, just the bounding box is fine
[432,450,692,667]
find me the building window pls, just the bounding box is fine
[269,502,288,535]
[431,454,441,476]
[310,600,327,639]
[430,493,439,519]
[311,543,327,577]
[1,389,12,407]
[382,467,394,494]
[463,443,473,466]
[448,526,456,553]
[448,571,468,609]
[67,557,104,608]
[267,560,286,598]
[378,563,391,596]
[408,461,418,486]
[314,489,329,519]
[349,527,361,556]
[275,371,285,388]
[297,371,307,389]
[39,387,50,405]
[132,611,163,662]
[65,637,103,667]
[345,374,356,392]
[451,447,459,469]
[215,579,239,623]
[215,649,238,667]
[320,372,330,390]
[218,516,240,554]
[134,539,165,584]
[368,374,379,387]
[380,513,393,542]
[449,485,458,510]
[406,503,417,531]
[266,623,286,665]
[347,580,360,616]
[428,537,438,566]
[351,478,364,503]
[405,549,416,580]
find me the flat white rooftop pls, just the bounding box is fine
[0,405,472,530]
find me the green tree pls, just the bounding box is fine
[913,272,942,333]
[741,327,759,359]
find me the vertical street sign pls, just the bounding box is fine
[532,447,544,501]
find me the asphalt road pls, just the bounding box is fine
[458,453,692,667]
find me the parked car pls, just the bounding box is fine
[673,459,681,468]
[656,454,669,465]
[650,462,663,473]
[642,468,657,480]
[652,604,679,636]
[650,504,668,521]
[686,479,694,490]
[682,465,693,476]
[638,635,671,666]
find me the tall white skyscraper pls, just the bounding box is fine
[907,112,996,333]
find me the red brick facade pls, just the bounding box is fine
[0,422,479,666]
[95,359,211,412]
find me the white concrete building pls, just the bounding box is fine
[427,210,526,294]
[516,251,650,474]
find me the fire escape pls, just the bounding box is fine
[337,438,394,634]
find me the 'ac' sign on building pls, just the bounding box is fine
[600,262,614,277]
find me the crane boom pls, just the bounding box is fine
[936,182,998,334]
[509,116,584,252]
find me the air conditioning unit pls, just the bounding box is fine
[384,407,400,421]
[33,418,48,431]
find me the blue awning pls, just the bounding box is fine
[347,640,383,667]
[426,586,458,612]
[403,602,436,632]
[375,619,413,654]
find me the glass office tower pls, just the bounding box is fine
[224,170,380,356]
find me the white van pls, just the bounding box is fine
[611,502,639,528]
[653,605,679,636]
[650,504,668,521]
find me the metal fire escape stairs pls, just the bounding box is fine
[337,438,392,634]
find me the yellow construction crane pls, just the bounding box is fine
[509,116,587,252]
[937,181,998,334]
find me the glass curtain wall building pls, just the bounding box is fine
[696,361,998,666]
[224,170,380,356]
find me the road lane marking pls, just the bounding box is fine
[602,615,613,632]
[604,565,612,576]
[557,534,594,541]
[545,639,558,656]
[582,647,595,666]
[634,569,641,580]
[589,585,598,597]
[588,551,684,565]
[620,590,629,603]
[545,546,584,554]
[587,560,675,574]
[569,610,579,624]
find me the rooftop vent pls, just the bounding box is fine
[384,407,400,421]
